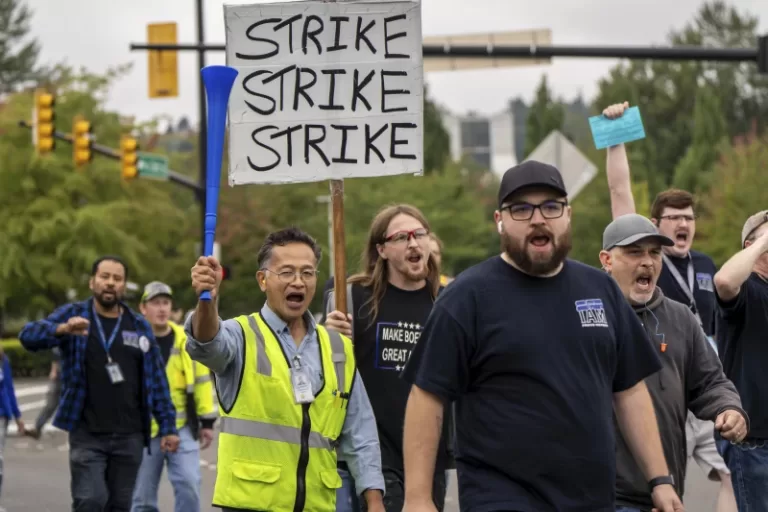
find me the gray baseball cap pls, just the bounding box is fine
[741,210,768,247]
[602,214,675,251]
[141,281,173,302]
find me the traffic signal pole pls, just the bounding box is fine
[195,0,208,253]
[17,120,202,192]
[129,39,768,71]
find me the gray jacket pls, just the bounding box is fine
[614,287,747,510]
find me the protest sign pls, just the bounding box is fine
[224,0,424,185]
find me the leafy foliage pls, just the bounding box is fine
[0,66,196,316]
[524,75,565,157]
[0,0,41,94]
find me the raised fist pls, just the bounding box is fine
[191,256,222,299]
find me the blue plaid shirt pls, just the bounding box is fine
[18,298,177,447]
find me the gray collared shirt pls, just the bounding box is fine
[185,303,384,499]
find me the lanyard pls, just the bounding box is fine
[662,253,703,327]
[92,304,123,363]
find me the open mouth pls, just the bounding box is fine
[635,273,653,292]
[406,254,422,264]
[529,235,551,248]
[675,231,689,244]
[286,292,305,308]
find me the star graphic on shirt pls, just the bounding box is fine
[409,323,415,329]
[395,365,402,371]
[415,323,421,330]
[397,321,403,328]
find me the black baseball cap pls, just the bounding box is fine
[498,160,568,208]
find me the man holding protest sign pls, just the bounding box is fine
[185,228,385,512]
[322,204,450,512]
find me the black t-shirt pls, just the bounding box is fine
[401,256,663,512]
[81,313,145,434]
[658,250,718,336]
[321,279,451,473]
[156,331,175,367]
[715,273,768,439]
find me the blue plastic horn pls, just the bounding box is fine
[199,65,239,301]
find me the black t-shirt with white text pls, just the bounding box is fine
[658,250,718,336]
[715,273,768,438]
[402,256,663,512]
[321,279,451,473]
[81,313,145,434]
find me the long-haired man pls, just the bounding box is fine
[323,204,450,512]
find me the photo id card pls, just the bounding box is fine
[106,362,125,384]
[290,367,314,404]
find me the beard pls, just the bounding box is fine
[502,226,572,276]
[94,289,120,309]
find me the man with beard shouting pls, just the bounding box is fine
[401,161,683,512]
[322,204,451,512]
[598,214,747,512]
[19,256,179,512]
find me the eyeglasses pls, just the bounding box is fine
[261,269,319,283]
[659,214,697,223]
[502,200,567,221]
[383,228,429,244]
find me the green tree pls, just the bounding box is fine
[0,0,41,94]
[422,85,452,174]
[0,65,196,316]
[695,132,768,266]
[524,75,565,157]
[593,1,768,198]
[672,86,728,192]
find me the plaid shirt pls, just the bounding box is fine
[18,298,177,447]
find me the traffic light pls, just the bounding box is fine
[34,89,55,155]
[72,115,92,168]
[120,134,139,181]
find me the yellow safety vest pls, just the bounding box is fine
[150,321,217,438]
[212,312,356,512]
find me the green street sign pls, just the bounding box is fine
[137,152,169,180]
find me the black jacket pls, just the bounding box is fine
[614,287,747,510]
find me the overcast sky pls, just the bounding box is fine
[24,0,768,126]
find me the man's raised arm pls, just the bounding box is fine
[603,101,637,219]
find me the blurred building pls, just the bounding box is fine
[440,96,591,178]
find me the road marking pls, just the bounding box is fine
[15,385,49,398]
[19,399,46,412]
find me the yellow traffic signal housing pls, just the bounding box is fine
[34,90,56,154]
[120,135,139,181]
[72,115,92,168]
[147,23,179,98]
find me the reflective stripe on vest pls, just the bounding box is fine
[220,416,334,451]
[245,314,347,392]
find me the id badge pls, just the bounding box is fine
[290,367,314,404]
[106,362,125,384]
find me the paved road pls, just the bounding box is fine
[4,379,720,511]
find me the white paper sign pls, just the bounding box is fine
[224,0,424,185]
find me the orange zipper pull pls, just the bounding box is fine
[661,342,667,353]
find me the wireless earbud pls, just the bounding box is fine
[497,221,503,234]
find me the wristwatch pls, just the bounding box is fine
[648,475,675,492]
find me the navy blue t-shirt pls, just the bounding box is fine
[715,273,768,439]
[658,250,718,336]
[402,256,663,512]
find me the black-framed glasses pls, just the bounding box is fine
[659,214,697,223]
[261,268,319,283]
[502,200,567,221]
[383,228,429,244]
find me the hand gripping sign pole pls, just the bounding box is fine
[199,65,239,301]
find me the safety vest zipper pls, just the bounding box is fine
[293,402,312,512]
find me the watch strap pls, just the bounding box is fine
[648,475,675,492]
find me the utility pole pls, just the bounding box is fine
[196,0,208,250]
